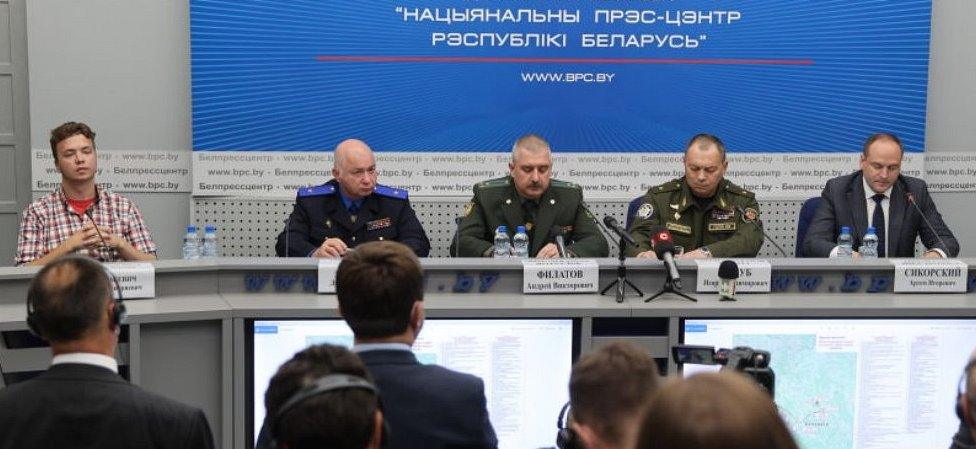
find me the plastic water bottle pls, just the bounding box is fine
[182,225,200,260]
[493,226,511,258]
[201,225,219,258]
[513,226,530,259]
[860,226,878,259]
[837,226,853,259]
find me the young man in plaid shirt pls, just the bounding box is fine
[15,122,157,266]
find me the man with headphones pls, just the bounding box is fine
[951,350,976,449]
[0,256,214,449]
[265,344,384,449]
[556,342,661,449]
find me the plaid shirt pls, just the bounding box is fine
[15,184,157,265]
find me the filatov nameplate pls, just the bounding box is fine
[317,259,341,294]
[695,259,772,293]
[892,259,968,293]
[522,259,599,294]
[103,262,155,299]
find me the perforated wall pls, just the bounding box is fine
[193,199,807,257]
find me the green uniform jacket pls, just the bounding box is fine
[626,177,763,257]
[451,177,609,257]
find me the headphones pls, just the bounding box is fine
[556,402,579,449]
[269,373,387,448]
[26,257,126,338]
[956,359,976,426]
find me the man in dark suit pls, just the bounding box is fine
[340,241,497,449]
[803,133,959,258]
[276,139,430,257]
[0,256,214,449]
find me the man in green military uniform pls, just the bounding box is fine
[452,134,609,258]
[627,134,763,259]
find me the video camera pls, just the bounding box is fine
[671,345,775,398]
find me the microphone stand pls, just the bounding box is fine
[600,237,643,303]
[645,256,696,303]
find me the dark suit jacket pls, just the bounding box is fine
[803,171,959,258]
[275,179,430,257]
[255,349,497,449]
[0,363,214,449]
[357,350,497,449]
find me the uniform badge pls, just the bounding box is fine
[463,202,474,217]
[666,222,692,235]
[366,217,392,231]
[669,203,679,210]
[741,207,759,223]
[673,212,681,220]
[637,203,654,220]
[710,208,734,221]
[708,222,737,232]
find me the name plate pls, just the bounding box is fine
[695,259,772,293]
[522,259,599,294]
[317,259,341,294]
[892,259,968,293]
[103,262,155,299]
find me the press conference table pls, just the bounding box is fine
[1,257,974,449]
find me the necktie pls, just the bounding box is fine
[871,194,886,257]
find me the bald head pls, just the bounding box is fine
[332,139,378,200]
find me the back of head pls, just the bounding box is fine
[27,256,112,342]
[636,372,798,449]
[570,341,661,445]
[265,344,379,449]
[336,241,423,339]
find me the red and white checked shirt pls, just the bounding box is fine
[15,185,157,265]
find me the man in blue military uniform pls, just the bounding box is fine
[276,139,430,257]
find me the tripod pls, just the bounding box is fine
[600,237,643,303]
[645,264,697,302]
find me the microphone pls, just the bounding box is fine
[453,216,463,258]
[83,188,112,258]
[649,227,682,290]
[603,216,636,247]
[718,260,739,301]
[905,191,950,255]
[735,206,788,258]
[550,226,567,258]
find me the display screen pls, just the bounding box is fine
[251,318,576,449]
[681,318,976,449]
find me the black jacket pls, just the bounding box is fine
[803,171,959,257]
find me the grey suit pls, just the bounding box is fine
[0,363,215,449]
[803,171,959,258]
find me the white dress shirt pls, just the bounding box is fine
[51,352,119,373]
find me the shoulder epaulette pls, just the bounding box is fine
[477,177,511,189]
[550,179,582,190]
[724,181,756,198]
[297,184,336,198]
[652,179,682,194]
[373,184,409,200]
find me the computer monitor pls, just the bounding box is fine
[250,318,578,449]
[681,318,976,449]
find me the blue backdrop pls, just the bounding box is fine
[191,0,932,152]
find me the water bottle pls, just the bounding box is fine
[493,226,511,258]
[837,226,853,259]
[860,227,878,259]
[513,226,530,259]
[181,225,200,260]
[201,225,219,258]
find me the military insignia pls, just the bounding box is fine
[708,222,737,232]
[325,219,332,229]
[669,203,679,210]
[637,203,654,219]
[366,217,392,231]
[666,222,692,235]
[463,202,474,217]
[710,208,734,221]
[742,207,759,223]
[505,199,512,205]
[673,212,681,220]
[549,199,556,205]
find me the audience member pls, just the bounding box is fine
[0,256,213,449]
[951,348,976,449]
[635,372,798,449]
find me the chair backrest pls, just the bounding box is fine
[794,197,822,257]
[625,196,645,229]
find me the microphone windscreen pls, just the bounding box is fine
[603,216,618,228]
[653,241,675,259]
[718,260,740,279]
